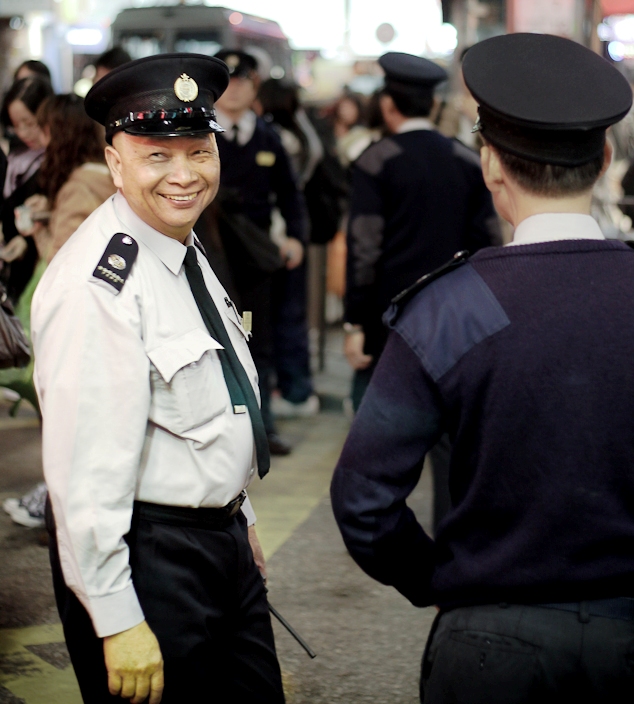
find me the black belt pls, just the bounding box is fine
[537,597,634,622]
[133,491,246,530]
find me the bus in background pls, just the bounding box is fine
[110,5,293,81]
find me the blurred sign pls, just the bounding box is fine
[602,1,634,15]
[376,23,396,44]
[509,0,578,37]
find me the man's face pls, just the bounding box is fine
[216,75,258,115]
[106,133,220,241]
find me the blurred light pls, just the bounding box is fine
[9,16,24,30]
[376,22,396,44]
[270,65,285,79]
[28,15,44,58]
[614,16,634,42]
[229,12,243,25]
[427,22,458,56]
[67,28,103,46]
[598,23,612,41]
[608,41,626,60]
[74,77,93,97]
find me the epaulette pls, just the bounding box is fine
[92,233,138,293]
[385,250,470,325]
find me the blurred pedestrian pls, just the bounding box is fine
[2,93,115,529]
[343,52,500,530]
[0,77,53,302]
[94,46,132,83]
[14,60,51,84]
[332,33,634,702]
[202,49,308,454]
[34,53,284,703]
[257,78,322,418]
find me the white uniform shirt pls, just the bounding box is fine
[508,212,605,246]
[32,191,259,638]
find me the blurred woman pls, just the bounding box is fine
[24,93,115,261]
[1,94,115,528]
[0,77,53,301]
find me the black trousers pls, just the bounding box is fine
[46,500,285,703]
[421,603,634,703]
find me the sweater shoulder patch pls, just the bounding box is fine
[91,233,138,294]
[387,262,510,381]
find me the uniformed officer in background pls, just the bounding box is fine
[344,51,501,530]
[202,49,308,456]
[33,54,284,703]
[332,34,634,701]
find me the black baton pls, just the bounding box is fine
[268,602,317,659]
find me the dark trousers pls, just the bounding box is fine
[271,264,313,404]
[421,603,634,703]
[46,500,285,703]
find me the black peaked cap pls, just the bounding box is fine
[462,33,633,165]
[214,49,258,78]
[379,52,447,88]
[85,53,230,142]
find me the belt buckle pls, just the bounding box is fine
[227,490,246,517]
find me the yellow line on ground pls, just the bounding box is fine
[0,413,348,703]
[0,624,82,703]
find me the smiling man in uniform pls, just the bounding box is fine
[32,54,285,704]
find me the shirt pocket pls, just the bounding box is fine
[147,328,227,436]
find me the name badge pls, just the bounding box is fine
[256,151,276,167]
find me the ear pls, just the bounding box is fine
[379,93,394,121]
[480,144,504,194]
[104,144,124,191]
[599,139,613,178]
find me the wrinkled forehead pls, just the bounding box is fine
[112,131,217,152]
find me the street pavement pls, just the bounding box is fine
[0,331,437,703]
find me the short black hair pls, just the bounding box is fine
[384,84,434,118]
[14,60,51,82]
[495,145,605,197]
[96,46,132,71]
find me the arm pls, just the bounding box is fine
[271,138,309,249]
[32,280,150,637]
[331,330,444,606]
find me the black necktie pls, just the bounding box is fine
[231,123,239,143]
[183,246,270,478]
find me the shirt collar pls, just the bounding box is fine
[113,191,191,275]
[397,118,435,134]
[215,109,257,146]
[508,213,605,247]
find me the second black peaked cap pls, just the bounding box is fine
[462,33,633,166]
[379,52,447,88]
[85,53,230,143]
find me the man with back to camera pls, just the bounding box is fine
[344,51,501,531]
[200,49,308,456]
[331,33,634,701]
[32,54,285,703]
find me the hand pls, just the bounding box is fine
[248,525,267,584]
[344,330,374,371]
[279,238,304,270]
[24,194,48,215]
[103,620,164,704]
[0,235,28,262]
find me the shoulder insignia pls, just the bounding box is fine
[92,233,138,293]
[385,250,470,325]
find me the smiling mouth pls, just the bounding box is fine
[160,192,200,202]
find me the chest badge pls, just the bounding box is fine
[108,254,127,270]
[256,151,276,167]
[174,74,198,103]
[242,311,253,333]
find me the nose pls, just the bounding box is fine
[166,153,198,187]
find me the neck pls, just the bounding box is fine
[219,107,249,125]
[507,190,593,229]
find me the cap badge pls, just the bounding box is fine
[174,74,199,103]
[226,55,240,68]
[108,254,127,271]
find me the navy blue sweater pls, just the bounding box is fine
[331,239,634,608]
